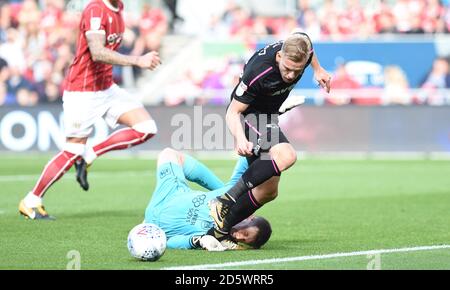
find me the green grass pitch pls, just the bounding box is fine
[0,155,449,270]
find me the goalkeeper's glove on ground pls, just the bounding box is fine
[192,235,227,251]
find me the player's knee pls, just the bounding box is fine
[157,148,181,166]
[159,147,177,159]
[271,144,297,171]
[260,190,278,204]
[285,148,297,167]
[267,190,278,201]
[132,120,158,135]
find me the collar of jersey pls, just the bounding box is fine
[102,0,120,12]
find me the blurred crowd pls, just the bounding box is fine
[202,0,450,42]
[162,0,450,106]
[0,0,450,107]
[322,56,450,106]
[0,0,168,106]
[162,55,450,107]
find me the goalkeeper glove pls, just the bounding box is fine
[279,95,306,114]
[220,239,244,250]
[192,235,227,251]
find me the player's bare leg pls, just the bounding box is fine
[19,138,87,220]
[269,143,297,172]
[76,108,157,190]
[251,176,280,204]
[156,147,184,167]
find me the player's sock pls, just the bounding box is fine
[91,121,157,162]
[23,192,42,208]
[183,154,224,190]
[208,190,261,237]
[83,146,97,165]
[91,128,151,160]
[225,190,262,230]
[225,157,281,202]
[30,143,84,198]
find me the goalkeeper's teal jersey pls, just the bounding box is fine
[144,157,248,249]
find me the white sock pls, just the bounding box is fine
[83,146,97,165]
[23,192,42,208]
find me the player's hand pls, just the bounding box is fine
[236,138,254,157]
[136,52,161,70]
[221,239,244,250]
[199,235,227,251]
[314,67,331,93]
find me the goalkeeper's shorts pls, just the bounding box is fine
[244,113,290,165]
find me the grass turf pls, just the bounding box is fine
[0,155,449,270]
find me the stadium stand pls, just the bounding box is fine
[0,0,449,107]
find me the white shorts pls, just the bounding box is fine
[63,84,143,137]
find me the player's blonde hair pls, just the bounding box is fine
[281,33,312,63]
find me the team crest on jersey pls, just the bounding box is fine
[235,81,248,97]
[272,84,295,96]
[90,17,101,30]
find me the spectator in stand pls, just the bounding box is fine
[339,0,366,36]
[0,2,12,43]
[0,57,15,106]
[139,3,168,53]
[163,0,183,32]
[326,62,361,105]
[420,57,450,105]
[16,84,38,106]
[252,16,272,38]
[300,9,321,41]
[296,0,310,25]
[434,17,449,33]
[407,15,425,34]
[383,65,411,105]
[7,65,36,105]
[0,28,26,73]
[422,57,450,89]
[373,2,397,34]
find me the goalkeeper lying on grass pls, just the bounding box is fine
[143,148,272,251]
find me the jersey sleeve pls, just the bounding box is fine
[167,234,203,249]
[82,5,107,36]
[233,62,273,105]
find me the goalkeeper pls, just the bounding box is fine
[143,148,272,251]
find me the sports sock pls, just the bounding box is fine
[225,157,281,202]
[89,128,154,163]
[183,154,224,190]
[30,150,80,198]
[23,192,42,208]
[222,190,261,232]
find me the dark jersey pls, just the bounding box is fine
[231,38,313,117]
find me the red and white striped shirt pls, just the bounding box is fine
[64,0,124,92]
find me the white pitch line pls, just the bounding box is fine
[163,244,450,270]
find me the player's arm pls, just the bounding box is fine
[310,53,331,93]
[167,234,226,251]
[226,99,253,157]
[86,33,161,70]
